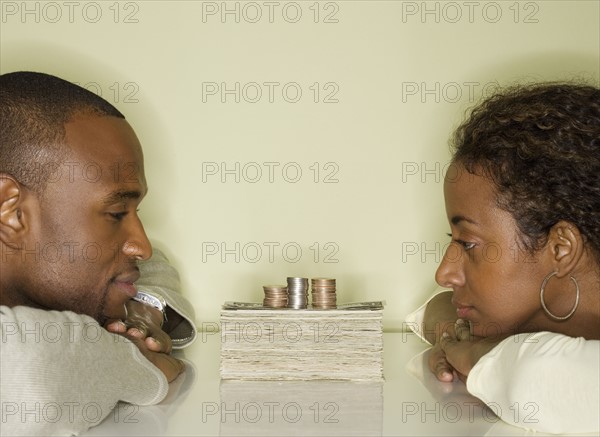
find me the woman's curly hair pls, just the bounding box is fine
[451,82,600,261]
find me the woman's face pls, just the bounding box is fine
[435,164,551,337]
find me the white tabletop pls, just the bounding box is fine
[83,333,584,436]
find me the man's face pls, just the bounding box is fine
[22,115,152,324]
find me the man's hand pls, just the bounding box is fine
[105,300,172,353]
[127,336,185,383]
[105,300,185,382]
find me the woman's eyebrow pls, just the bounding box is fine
[451,215,480,226]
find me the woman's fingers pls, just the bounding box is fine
[454,318,472,341]
[428,342,455,382]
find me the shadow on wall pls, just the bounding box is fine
[1,41,175,244]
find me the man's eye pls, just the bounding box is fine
[109,212,128,221]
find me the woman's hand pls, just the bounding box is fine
[438,330,504,381]
[422,291,459,344]
[428,318,472,382]
[423,292,500,383]
[428,342,460,382]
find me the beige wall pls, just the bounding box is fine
[2,0,598,331]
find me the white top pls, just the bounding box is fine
[405,290,600,434]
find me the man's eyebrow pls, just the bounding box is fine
[102,190,143,205]
[451,215,479,226]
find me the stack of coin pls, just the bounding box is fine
[311,278,337,309]
[286,277,309,309]
[263,285,288,308]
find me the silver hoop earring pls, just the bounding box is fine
[540,271,580,321]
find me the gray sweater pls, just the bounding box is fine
[0,248,197,436]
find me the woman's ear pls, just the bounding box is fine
[545,220,585,278]
[0,174,28,245]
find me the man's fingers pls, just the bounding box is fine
[105,320,127,333]
[128,337,183,382]
[127,326,148,339]
[173,356,185,374]
[124,318,172,353]
[145,337,162,352]
[156,354,185,382]
[149,328,172,353]
[145,334,171,354]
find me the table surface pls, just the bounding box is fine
[82,332,590,437]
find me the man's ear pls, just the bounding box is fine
[0,174,28,244]
[545,220,585,278]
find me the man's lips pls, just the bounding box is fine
[113,269,140,298]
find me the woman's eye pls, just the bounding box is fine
[457,240,475,250]
[447,234,475,251]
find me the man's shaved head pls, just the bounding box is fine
[0,71,125,193]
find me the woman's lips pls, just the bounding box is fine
[455,305,475,318]
[452,297,475,318]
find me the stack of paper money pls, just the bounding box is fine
[220,302,384,381]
